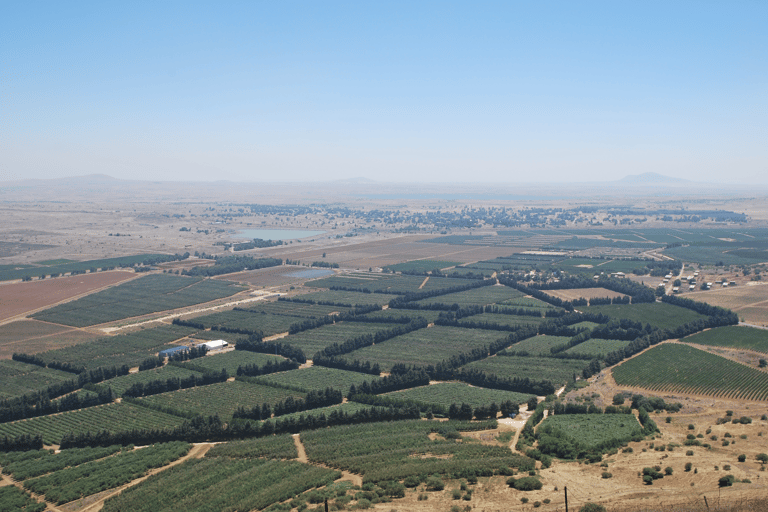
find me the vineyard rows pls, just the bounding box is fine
[682,325,768,354]
[100,457,340,512]
[386,382,534,409]
[253,366,380,394]
[300,419,533,482]
[0,360,75,399]
[0,402,185,445]
[612,343,768,400]
[34,324,198,371]
[137,380,305,419]
[583,302,706,331]
[341,326,508,370]
[463,355,588,388]
[413,286,524,307]
[24,441,191,505]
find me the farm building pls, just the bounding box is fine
[159,346,189,358]
[196,339,228,351]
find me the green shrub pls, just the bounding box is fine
[685,462,693,472]
[738,454,746,462]
[602,472,612,479]
[664,467,673,475]
[579,503,607,512]
[425,477,444,491]
[719,475,735,487]
[686,450,694,456]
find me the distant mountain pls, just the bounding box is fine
[617,172,690,185]
[333,177,377,184]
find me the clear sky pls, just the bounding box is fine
[1,1,766,184]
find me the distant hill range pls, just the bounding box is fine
[616,172,690,185]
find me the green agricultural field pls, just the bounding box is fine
[100,457,340,512]
[355,308,442,323]
[681,326,768,354]
[0,254,177,282]
[280,322,400,356]
[251,366,380,394]
[582,302,707,331]
[537,413,643,455]
[100,365,203,396]
[0,486,45,512]
[23,442,191,505]
[244,301,353,317]
[462,356,587,389]
[501,335,571,356]
[564,338,629,358]
[185,309,299,337]
[301,419,534,483]
[413,285,524,307]
[0,445,124,481]
[181,351,284,375]
[32,274,243,327]
[304,273,394,289]
[268,401,372,425]
[340,326,508,370]
[137,380,304,419]
[387,382,533,409]
[612,343,768,401]
[570,321,601,331]
[0,360,78,400]
[206,433,298,459]
[0,402,185,445]
[384,260,462,273]
[32,324,198,371]
[288,290,395,306]
[501,296,557,309]
[457,312,546,329]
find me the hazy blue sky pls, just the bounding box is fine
[2,1,766,183]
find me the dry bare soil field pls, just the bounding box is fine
[0,270,136,323]
[687,284,768,327]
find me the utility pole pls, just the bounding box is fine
[565,486,568,512]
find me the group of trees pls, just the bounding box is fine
[182,256,282,277]
[235,337,307,364]
[236,359,300,377]
[122,370,229,398]
[233,388,343,421]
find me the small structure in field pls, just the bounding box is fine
[196,339,228,351]
[159,346,189,358]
